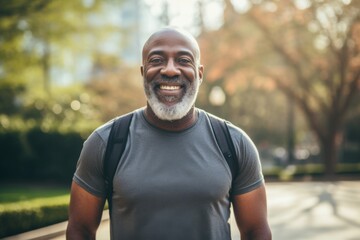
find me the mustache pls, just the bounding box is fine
[153,76,184,85]
[160,76,180,82]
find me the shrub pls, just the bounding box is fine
[26,128,84,183]
[0,131,27,179]
[0,196,69,238]
[0,128,85,184]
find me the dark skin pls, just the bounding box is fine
[67,182,105,240]
[141,28,203,131]
[66,28,271,240]
[233,185,271,239]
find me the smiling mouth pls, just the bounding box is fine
[155,84,184,104]
[159,85,181,90]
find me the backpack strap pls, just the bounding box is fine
[104,112,134,211]
[207,113,238,196]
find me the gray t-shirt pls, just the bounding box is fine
[74,108,264,240]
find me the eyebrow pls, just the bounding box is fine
[147,50,195,60]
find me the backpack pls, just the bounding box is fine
[103,111,238,210]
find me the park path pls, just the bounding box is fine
[4,181,360,240]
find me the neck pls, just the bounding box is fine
[144,104,197,131]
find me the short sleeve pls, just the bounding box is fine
[73,130,108,198]
[228,124,264,196]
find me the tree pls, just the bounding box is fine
[199,0,360,178]
[197,0,294,147]
[86,54,145,121]
[1,0,94,118]
[0,0,50,18]
[0,0,128,130]
[246,0,360,178]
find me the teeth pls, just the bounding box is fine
[160,85,180,90]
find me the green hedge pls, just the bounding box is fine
[0,196,69,238]
[263,163,360,181]
[0,128,86,184]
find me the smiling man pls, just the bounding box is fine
[142,29,202,122]
[66,27,271,240]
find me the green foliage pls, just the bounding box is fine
[0,0,98,84]
[0,82,25,115]
[0,84,102,135]
[27,129,84,182]
[0,0,125,133]
[0,185,69,204]
[0,128,86,184]
[0,194,69,237]
[0,184,70,237]
[0,131,25,174]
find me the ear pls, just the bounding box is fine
[140,66,144,77]
[198,65,204,84]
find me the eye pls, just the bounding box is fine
[149,57,163,64]
[178,57,192,64]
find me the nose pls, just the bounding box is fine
[160,59,180,77]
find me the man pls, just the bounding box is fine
[66,27,271,240]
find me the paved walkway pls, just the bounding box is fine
[4,181,360,240]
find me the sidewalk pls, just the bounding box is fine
[266,181,360,240]
[4,181,360,240]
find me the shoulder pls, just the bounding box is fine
[227,122,259,161]
[199,109,259,158]
[90,108,143,145]
[90,119,113,144]
[199,109,252,144]
[227,122,255,147]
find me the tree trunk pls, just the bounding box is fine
[286,96,295,165]
[320,131,341,181]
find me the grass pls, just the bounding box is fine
[0,184,70,211]
[0,184,70,204]
[0,184,71,237]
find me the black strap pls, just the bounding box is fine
[207,114,238,190]
[104,112,133,211]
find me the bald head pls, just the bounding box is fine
[142,27,201,65]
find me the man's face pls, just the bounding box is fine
[141,30,203,121]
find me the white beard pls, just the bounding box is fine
[144,77,200,121]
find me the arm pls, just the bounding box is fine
[232,184,271,240]
[66,181,106,240]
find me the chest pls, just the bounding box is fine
[112,126,232,206]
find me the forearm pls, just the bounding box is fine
[233,186,271,240]
[66,223,97,240]
[67,182,105,240]
[240,226,272,240]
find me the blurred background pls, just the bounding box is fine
[1,0,359,183]
[0,0,359,238]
